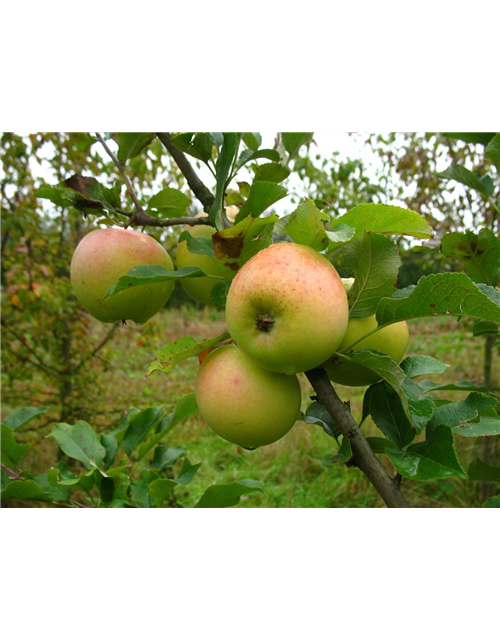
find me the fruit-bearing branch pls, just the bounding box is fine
[305,367,410,508]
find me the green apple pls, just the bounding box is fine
[70,227,174,324]
[176,219,219,306]
[325,315,410,386]
[195,344,301,449]
[225,242,349,374]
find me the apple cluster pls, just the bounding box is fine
[70,224,409,450]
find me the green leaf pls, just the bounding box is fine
[281,132,314,159]
[365,437,395,453]
[418,379,497,397]
[130,470,158,507]
[237,148,281,167]
[375,273,500,327]
[253,162,291,184]
[37,175,122,215]
[213,214,279,280]
[400,356,450,378]
[483,496,500,508]
[468,457,500,481]
[211,280,230,308]
[472,320,500,337]
[343,233,401,318]
[242,132,262,151]
[151,446,187,470]
[402,378,436,434]
[209,132,239,229]
[148,479,177,507]
[147,333,230,377]
[325,222,356,245]
[1,479,52,502]
[332,203,433,243]
[325,437,352,464]
[284,198,329,251]
[386,425,467,481]
[175,458,202,485]
[302,402,341,440]
[3,407,47,430]
[368,382,415,448]
[169,132,214,163]
[122,406,165,457]
[437,164,490,196]
[441,229,500,286]
[95,474,115,504]
[442,132,496,146]
[101,433,118,470]
[453,416,500,438]
[427,392,498,431]
[235,181,286,223]
[113,133,155,163]
[105,265,222,299]
[194,479,265,508]
[1,424,30,467]
[178,230,214,258]
[485,133,500,171]
[47,421,106,470]
[147,188,191,217]
[35,471,72,502]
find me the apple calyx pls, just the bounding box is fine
[256,314,274,332]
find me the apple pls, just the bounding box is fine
[70,227,174,324]
[225,205,239,223]
[225,242,349,374]
[176,213,219,306]
[195,344,301,449]
[325,315,410,386]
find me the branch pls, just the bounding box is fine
[1,463,25,481]
[156,132,215,212]
[305,368,409,508]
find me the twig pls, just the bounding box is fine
[305,367,410,508]
[74,322,119,372]
[1,463,25,481]
[156,132,215,212]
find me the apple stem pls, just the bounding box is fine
[256,315,274,332]
[305,367,410,508]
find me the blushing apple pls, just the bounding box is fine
[195,344,301,449]
[225,242,349,374]
[70,227,174,323]
[176,214,219,306]
[325,315,410,386]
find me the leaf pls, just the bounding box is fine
[284,198,329,251]
[130,470,158,508]
[386,425,467,481]
[281,132,314,159]
[437,164,490,196]
[47,421,106,470]
[400,356,450,378]
[35,472,72,502]
[467,457,500,481]
[101,433,118,470]
[472,320,500,337]
[209,132,238,229]
[485,133,500,171]
[148,479,177,507]
[332,203,433,243]
[483,496,500,508]
[37,175,121,215]
[453,416,500,438]
[365,437,395,453]
[211,280,230,308]
[209,133,224,149]
[169,132,214,163]
[325,222,356,245]
[368,382,415,448]
[147,188,191,217]
[3,407,47,430]
[178,230,215,258]
[113,133,155,163]
[105,265,222,299]
[242,132,262,151]
[147,334,230,377]
[235,181,286,223]
[237,148,281,167]
[427,392,498,432]
[194,479,265,508]
[253,162,291,184]
[151,446,187,470]
[122,406,165,457]
[302,402,341,440]
[343,233,401,318]
[325,437,352,464]
[1,480,52,502]
[442,132,496,146]
[175,458,202,485]
[212,214,279,280]
[441,229,500,286]
[375,273,500,328]
[418,379,497,397]
[1,423,30,467]
[402,378,436,434]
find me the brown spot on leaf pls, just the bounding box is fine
[430,303,436,308]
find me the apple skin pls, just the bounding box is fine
[176,223,219,306]
[325,315,410,386]
[225,242,349,374]
[70,227,174,324]
[195,344,301,449]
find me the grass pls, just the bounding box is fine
[2,306,498,508]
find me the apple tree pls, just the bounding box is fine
[3,132,499,508]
